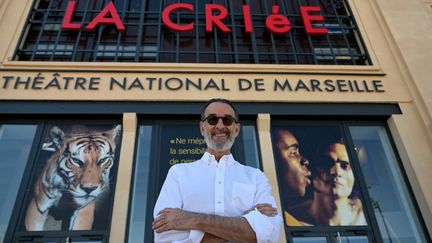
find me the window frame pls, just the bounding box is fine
[345,122,432,243]
[2,118,123,243]
[270,118,431,242]
[13,0,372,65]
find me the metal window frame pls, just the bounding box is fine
[13,0,372,65]
[2,118,123,243]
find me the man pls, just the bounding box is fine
[289,141,366,226]
[153,98,281,242]
[274,129,311,226]
[274,130,311,199]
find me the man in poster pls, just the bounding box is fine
[273,129,311,226]
[289,141,367,226]
[152,98,281,242]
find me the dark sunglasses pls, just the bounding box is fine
[202,115,238,126]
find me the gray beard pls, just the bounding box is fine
[203,129,236,152]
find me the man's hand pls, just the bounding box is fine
[245,203,278,217]
[152,208,194,233]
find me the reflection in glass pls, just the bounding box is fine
[0,124,37,243]
[241,125,260,169]
[70,241,102,243]
[293,236,327,243]
[349,126,428,243]
[128,126,152,243]
[339,235,369,243]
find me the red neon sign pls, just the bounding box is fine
[161,3,194,32]
[61,1,327,35]
[62,1,125,32]
[300,6,328,34]
[61,0,81,30]
[205,4,231,33]
[265,6,292,34]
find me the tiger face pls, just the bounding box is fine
[25,125,121,231]
[49,125,121,206]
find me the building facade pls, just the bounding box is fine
[0,0,431,242]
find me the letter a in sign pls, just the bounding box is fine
[62,0,125,32]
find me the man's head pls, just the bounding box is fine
[200,99,240,154]
[275,130,311,197]
[313,141,355,199]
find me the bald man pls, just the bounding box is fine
[274,130,311,226]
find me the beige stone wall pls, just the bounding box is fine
[369,0,432,235]
[425,1,432,16]
[373,0,432,129]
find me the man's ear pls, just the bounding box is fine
[234,123,241,137]
[199,121,205,136]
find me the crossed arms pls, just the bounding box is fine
[153,204,278,243]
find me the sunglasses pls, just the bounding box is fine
[202,115,238,126]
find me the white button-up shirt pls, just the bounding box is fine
[153,152,281,243]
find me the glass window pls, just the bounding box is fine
[338,235,369,243]
[12,123,122,242]
[127,125,152,243]
[271,124,368,227]
[128,120,260,242]
[292,236,327,243]
[349,126,428,243]
[240,125,260,168]
[0,124,37,243]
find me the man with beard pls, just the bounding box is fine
[289,141,366,226]
[153,98,281,243]
[274,129,311,226]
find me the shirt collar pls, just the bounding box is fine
[201,151,236,167]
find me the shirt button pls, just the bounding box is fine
[218,181,222,184]
[217,201,221,204]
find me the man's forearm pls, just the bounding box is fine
[191,213,256,243]
[201,233,227,243]
[153,206,278,242]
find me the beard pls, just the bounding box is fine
[203,127,236,152]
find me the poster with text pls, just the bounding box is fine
[21,124,122,231]
[156,123,207,199]
[271,124,367,227]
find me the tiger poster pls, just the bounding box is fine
[22,124,122,231]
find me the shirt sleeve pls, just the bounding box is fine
[153,165,205,243]
[242,170,282,243]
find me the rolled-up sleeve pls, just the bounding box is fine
[153,166,205,243]
[243,170,282,243]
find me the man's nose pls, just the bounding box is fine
[299,157,311,174]
[300,157,309,167]
[215,118,225,127]
[330,163,342,176]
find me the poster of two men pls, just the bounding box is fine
[272,124,367,227]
